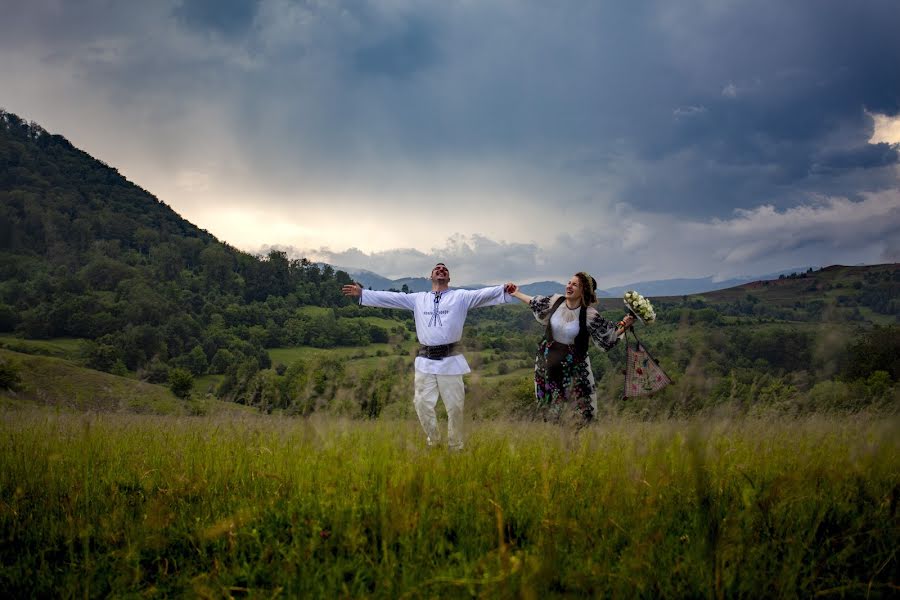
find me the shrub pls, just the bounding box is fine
[168,368,194,399]
[842,325,900,380]
[0,358,22,390]
[806,380,855,412]
[80,339,124,373]
[141,357,170,384]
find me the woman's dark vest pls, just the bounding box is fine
[544,296,589,362]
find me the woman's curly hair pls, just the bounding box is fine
[574,271,598,306]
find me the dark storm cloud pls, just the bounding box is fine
[3,0,898,284]
[813,144,900,174]
[10,0,893,217]
[617,0,900,215]
[352,17,440,79]
[173,0,258,38]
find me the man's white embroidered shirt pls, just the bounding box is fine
[359,286,513,375]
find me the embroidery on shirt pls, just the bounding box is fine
[426,292,448,326]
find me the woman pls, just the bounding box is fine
[508,272,634,423]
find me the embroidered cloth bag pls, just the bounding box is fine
[623,329,672,398]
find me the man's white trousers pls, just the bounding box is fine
[413,370,465,450]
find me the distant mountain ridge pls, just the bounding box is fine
[333,267,479,293]
[601,267,818,297]
[334,266,818,297]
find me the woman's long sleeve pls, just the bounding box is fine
[529,294,558,325]
[587,308,620,351]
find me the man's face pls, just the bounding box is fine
[431,264,450,282]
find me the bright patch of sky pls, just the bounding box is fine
[869,112,900,145]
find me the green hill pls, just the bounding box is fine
[0,109,409,398]
[596,263,898,324]
[0,348,251,415]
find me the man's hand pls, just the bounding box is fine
[341,282,363,297]
[504,282,518,294]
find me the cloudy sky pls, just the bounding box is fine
[3,0,899,286]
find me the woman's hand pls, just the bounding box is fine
[504,282,518,294]
[616,314,636,336]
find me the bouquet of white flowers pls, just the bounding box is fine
[621,291,670,397]
[623,290,656,324]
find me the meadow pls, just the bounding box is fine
[1,410,897,598]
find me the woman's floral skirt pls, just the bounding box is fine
[534,339,594,422]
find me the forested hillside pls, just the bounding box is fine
[0,110,408,394]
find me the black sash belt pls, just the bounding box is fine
[417,342,459,360]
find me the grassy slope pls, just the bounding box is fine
[598,263,897,314]
[0,334,83,359]
[0,349,251,416]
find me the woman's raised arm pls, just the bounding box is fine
[504,283,532,304]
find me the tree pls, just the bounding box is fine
[141,356,169,384]
[168,367,194,399]
[150,242,183,280]
[200,244,234,284]
[843,325,900,381]
[209,348,234,374]
[183,344,209,376]
[81,338,123,372]
[0,304,18,332]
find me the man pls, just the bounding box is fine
[342,263,514,450]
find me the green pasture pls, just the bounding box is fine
[856,306,897,326]
[294,305,333,318]
[193,374,224,395]
[296,306,406,330]
[1,411,896,597]
[0,334,83,360]
[356,315,408,331]
[268,342,415,368]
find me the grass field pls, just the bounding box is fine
[268,343,404,366]
[1,410,896,597]
[0,334,83,359]
[0,349,252,417]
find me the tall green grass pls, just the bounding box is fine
[1,410,896,597]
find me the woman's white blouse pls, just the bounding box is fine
[529,293,622,351]
[549,305,581,344]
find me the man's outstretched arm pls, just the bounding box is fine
[463,284,517,309]
[342,282,417,310]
